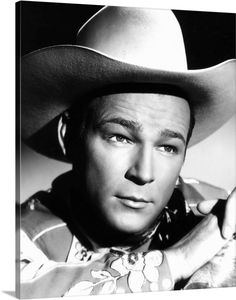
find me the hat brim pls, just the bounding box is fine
[21,45,236,162]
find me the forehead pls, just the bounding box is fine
[90,92,190,135]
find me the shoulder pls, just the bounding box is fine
[21,192,63,237]
[21,191,73,262]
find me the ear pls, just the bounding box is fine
[175,176,181,186]
[58,114,68,156]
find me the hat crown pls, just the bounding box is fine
[76,6,188,71]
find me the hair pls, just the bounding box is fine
[63,83,195,161]
[186,107,195,146]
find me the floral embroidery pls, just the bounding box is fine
[74,241,92,262]
[111,251,163,292]
[65,270,117,296]
[65,250,163,296]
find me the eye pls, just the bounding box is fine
[108,134,132,145]
[159,145,178,154]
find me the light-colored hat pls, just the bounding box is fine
[21,6,236,162]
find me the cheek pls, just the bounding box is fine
[84,138,128,194]
[162,159,183,181]
[153,157,184,198]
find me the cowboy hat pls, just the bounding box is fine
[21,6,236,162]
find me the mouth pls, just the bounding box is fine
[116,195,151,209]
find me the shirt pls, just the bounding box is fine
[18,172,229,298]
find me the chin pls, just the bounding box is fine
[109,218,152,235]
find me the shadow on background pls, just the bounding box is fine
[2,291,16,298]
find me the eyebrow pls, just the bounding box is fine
[97,117,186,145]
[97,117,142,134]
[160,129,186,145]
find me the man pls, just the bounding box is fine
[19,5,236,298]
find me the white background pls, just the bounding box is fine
[0,0,235,299]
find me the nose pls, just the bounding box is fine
[125,146,155,185]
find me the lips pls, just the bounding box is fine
[116,195,150,209]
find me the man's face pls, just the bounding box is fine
[77,92,190,234]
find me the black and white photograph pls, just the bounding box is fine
[15,0,236,298]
